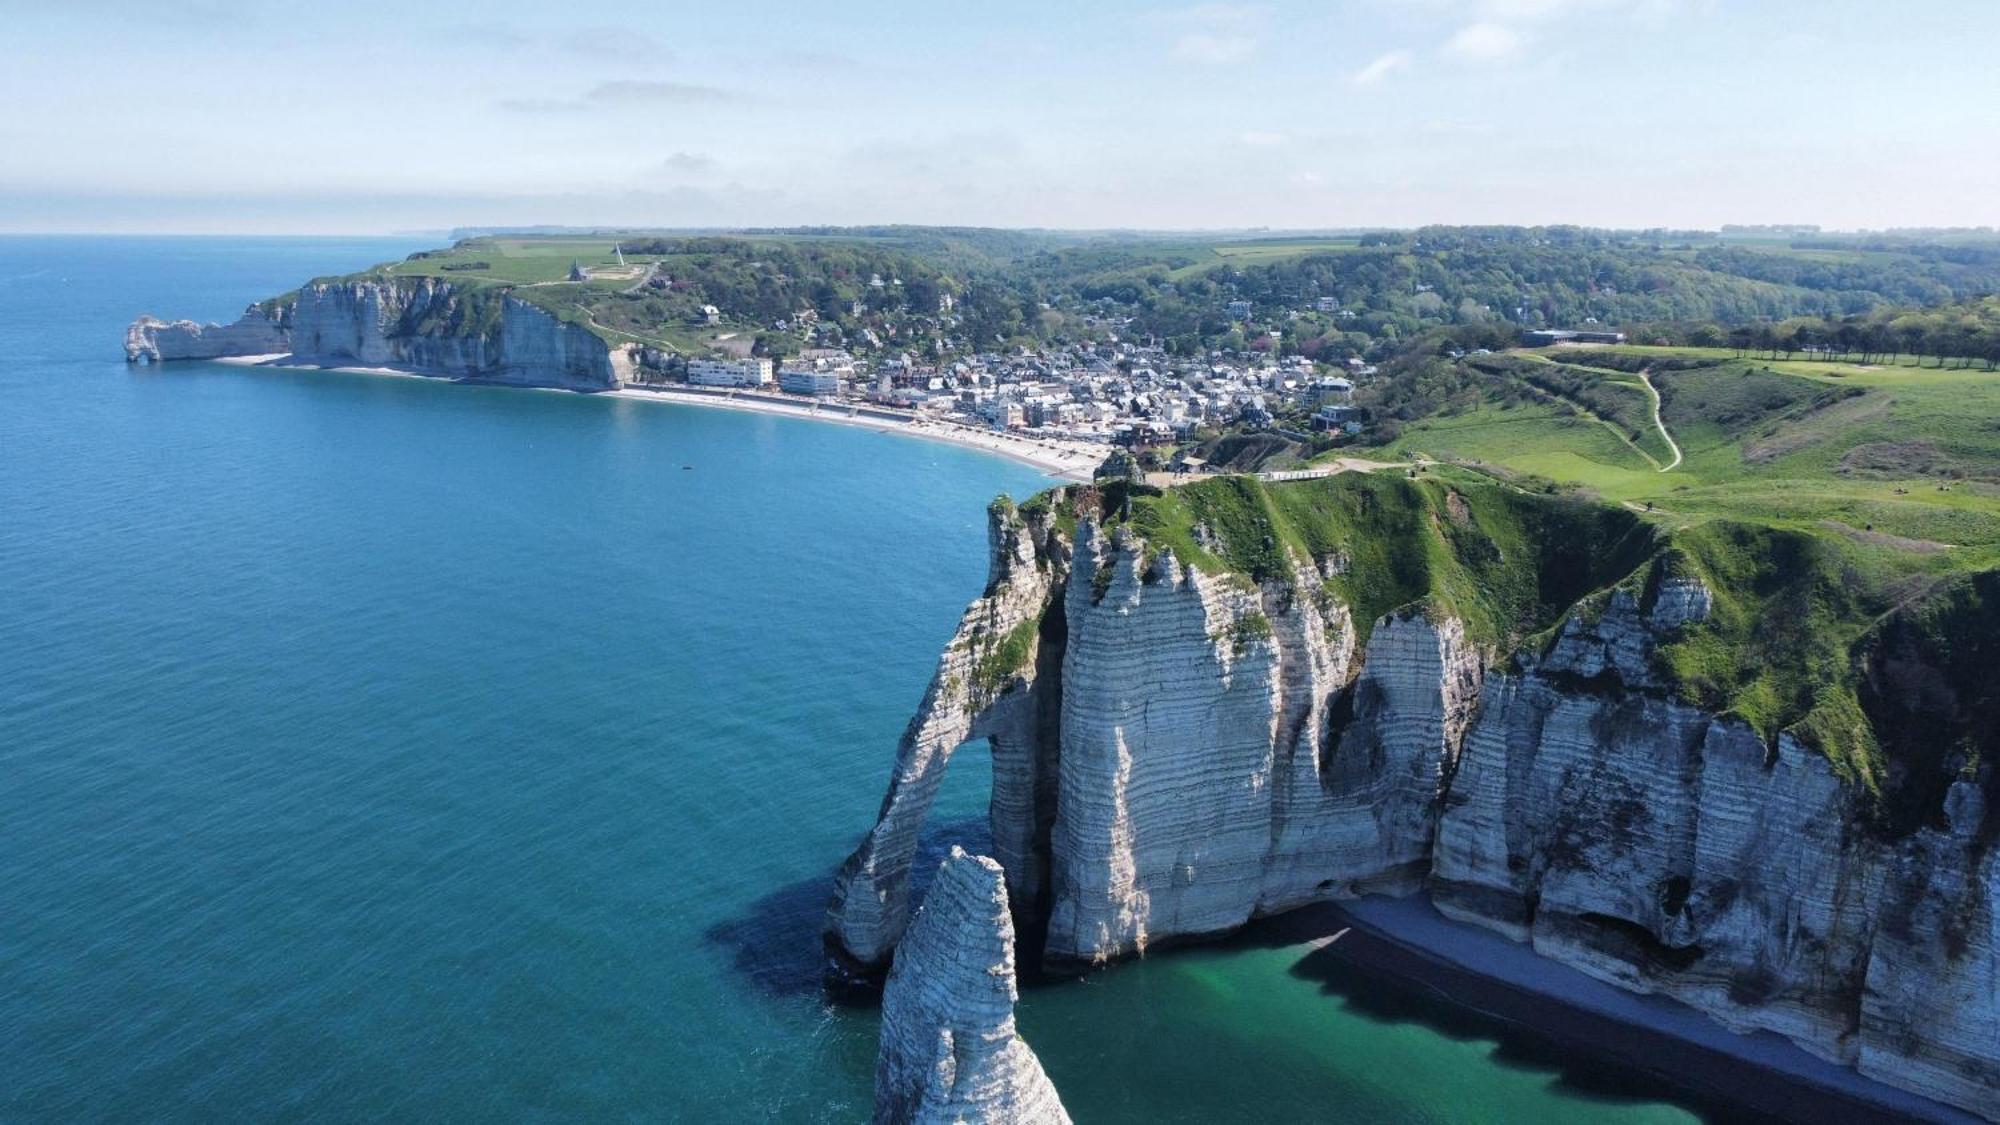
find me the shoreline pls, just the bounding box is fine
[210,354,1102,482]
[607,383,1102,481]
[1254,895,1974,1124]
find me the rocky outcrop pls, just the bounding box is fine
[875,848,1070,1125]
[287,279,623,389]
[1431,579,2000,1117]
[124,305,289,362]
[830,485,2000,1120]
[827,500,1069,972]
[1043,523,1420,963]
[1859,783,1998,1116]
[1432,585,1880,1053]
[126,278,627,390]
[836,507,1486,969]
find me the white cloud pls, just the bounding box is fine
[1474,0,1584,19]
[1163,4,1267,64]
[1350,49,1414,85]
[1444,21,1524,60]
[1422,0,1693,25]
[1175,31,1259,63]
[660,151,718,175]
[1239,130,1289,146]
[443,23,675,65]
[498,80,735,114]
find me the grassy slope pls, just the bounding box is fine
[1361,346,2000,560]
[1096,473,1659,652]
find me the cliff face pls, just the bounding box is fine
[1432,586,1880,1052]
[289,280,623,389]
[830,479,2000,1120]
[827,501,1068,971]
[1433,580,1999,1115]
[127,278,625,390]
[1042,523,1482,963]
[124,306,289,362]
[874,848,1071,1125]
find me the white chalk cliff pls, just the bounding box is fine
[125,306,289,362]
[126,278,626,390]
[831,484,2000,1121]
[828,499,1068,971]
[875,848,1071,1125]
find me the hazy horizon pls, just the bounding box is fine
[5,0,1997,235]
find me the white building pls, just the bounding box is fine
[780,368,843,396]
[687,357,773,388]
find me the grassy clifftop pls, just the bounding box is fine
[1035,472,1994,825]
[1090,473,1659,653]
[1355,345,2000,561]
[291,231,996,358]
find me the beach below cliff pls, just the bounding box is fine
[212,354,1102,481]
[606,383,1103,481]
[1269,896,1979,1124]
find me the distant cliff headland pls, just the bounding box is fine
[834,473,2000,1121]
[126,276,628,391]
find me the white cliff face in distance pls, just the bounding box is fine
[829,482,2000,1121]
[875,848,1071,1125]
[125,278,627,390]
[124,306,289,362]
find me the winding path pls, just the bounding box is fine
[1636,367,1682,472]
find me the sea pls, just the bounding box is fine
[0,235,1714,1122]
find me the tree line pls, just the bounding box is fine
[1635,296,2000,369]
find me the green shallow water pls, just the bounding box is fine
[0,235,1709,1122]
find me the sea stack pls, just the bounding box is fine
[875,848,1070,1125]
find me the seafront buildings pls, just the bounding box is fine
[685,357,774,388]
[647,339,1368,449]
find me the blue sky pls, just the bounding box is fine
[2,0,1995,233]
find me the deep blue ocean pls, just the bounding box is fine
[0,236,1713,1122]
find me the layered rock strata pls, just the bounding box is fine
[875,848,1071,1125]
[125,306,289,362]
[828,501,1068,970]
[830,495,2000,1120]
[126,278,625,390]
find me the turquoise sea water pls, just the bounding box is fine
[0,236,1713,1122]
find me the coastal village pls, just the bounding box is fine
[611,264,1393,478]
[632,336,1369,450]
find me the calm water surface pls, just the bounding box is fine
[0,236,1710,1122]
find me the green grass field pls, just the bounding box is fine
[1163,237,1366,279]
[1355,345,2000,566]
[369,238,645,285]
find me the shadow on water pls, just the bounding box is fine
[703,815,991,1005]
[1229,903,1911,1125]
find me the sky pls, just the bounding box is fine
[2,0,1996,234]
